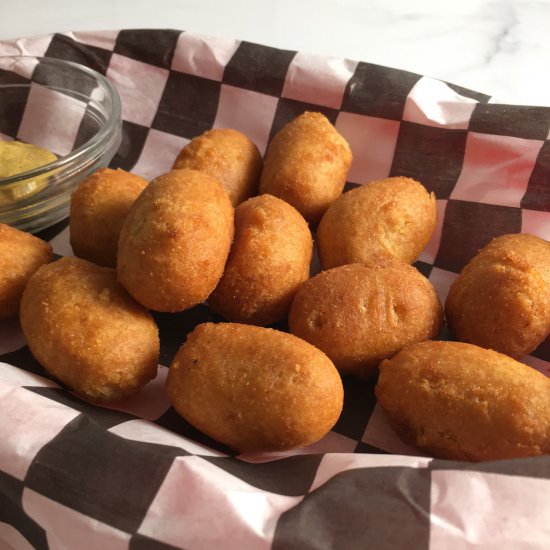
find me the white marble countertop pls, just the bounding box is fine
[1,0,549,106]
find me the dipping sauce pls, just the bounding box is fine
[0,141,57,205]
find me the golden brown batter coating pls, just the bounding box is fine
[173,128,262,207]
[20,257,159,402]
[317,177,437,269]
[209,194,312,326]
[259,112,352,225]
[165,322,343,452]
[117,169,234,312]
[376,341,550,461]
[70,168,148,267]
[445,233,550,357]
[0,223,52,320]
[288,262,442,377]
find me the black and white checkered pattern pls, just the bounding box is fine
[0,56,97,160]
[1,29,549,549]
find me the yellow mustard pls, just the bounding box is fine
[0,141,57,206]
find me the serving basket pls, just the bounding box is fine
[0,29,549,550]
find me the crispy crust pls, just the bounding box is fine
[165,322,343,452]
[117,169,234,312]
[209,194,312,325]
[0,223,52,319]
[288,262,443,377]
[70,168,148,267]
[376,340,550,461]
[173,128,262,207]
[20,257,159,402]
[259,112,352,225]
[317,177,437,269]
[445,233,550,357]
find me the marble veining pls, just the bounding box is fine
[482,3,517,65]
[0,0,549,106]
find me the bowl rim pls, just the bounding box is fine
[0,55,121,187]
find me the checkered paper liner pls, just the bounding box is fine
[0,55,109,161]
[1,29,550,550]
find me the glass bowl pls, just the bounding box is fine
[0,56,121,233]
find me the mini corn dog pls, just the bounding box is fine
[259,112,352,225]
